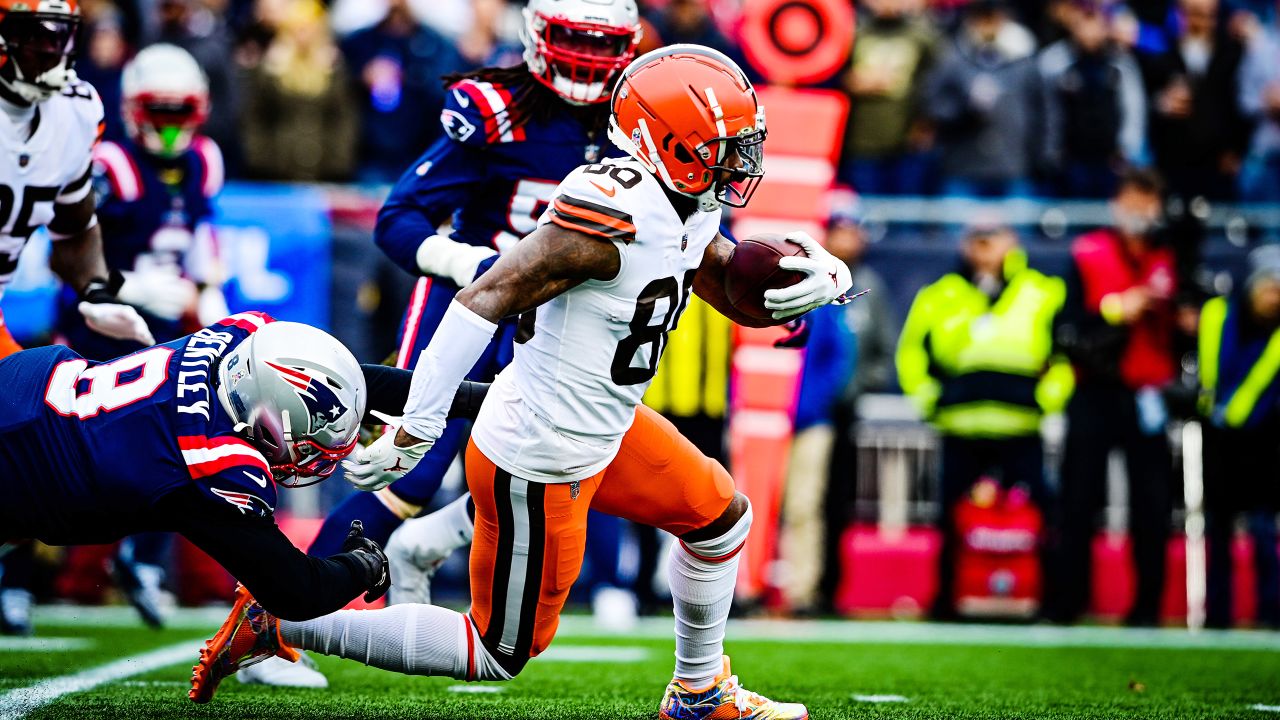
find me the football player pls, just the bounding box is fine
[191,46,852,719]
[51,42,229,632]
[0,312,490,623]
[0,0,155,636]
[306,0,642,614]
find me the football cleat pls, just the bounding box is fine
[189,584,298,703]
[236,653,328,688]
[659,656,808,720]
[110,554,170,629]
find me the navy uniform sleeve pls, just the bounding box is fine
[373,80,501,275]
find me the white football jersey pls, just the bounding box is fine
[0,82,103,299]
[471,158,722,482]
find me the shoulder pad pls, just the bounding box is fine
[190,136,225,198]
[543,163,640,244]
[92,140,144,202]
[441,78,528,146]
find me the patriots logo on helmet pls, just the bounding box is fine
[265,361,349,434]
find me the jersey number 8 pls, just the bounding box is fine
[45,347,174,420]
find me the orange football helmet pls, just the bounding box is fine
[0,0,81,104]
[607,44,765,211]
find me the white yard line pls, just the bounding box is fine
[539,645,650,663]
[1252,704,1280,713]
[0,638,92,652]
[0,640,201,720]
[852,694,910,703]
[447,685,504,694]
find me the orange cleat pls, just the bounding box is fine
[189,584,299,703]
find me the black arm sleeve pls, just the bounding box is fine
[158,486,372,621]
[361,363,489,422]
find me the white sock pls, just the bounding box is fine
[439,492,475,546]
[667,505,752,689]
[279,604,508,681]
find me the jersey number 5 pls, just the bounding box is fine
[45,347,174,420]
[611,269,698,386]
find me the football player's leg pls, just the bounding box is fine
[386,492,475,605]
[0,545,35,636]
[593,406,806,719]
[113,532,174,628]
[464,440,597,678]
[280,442,596,682]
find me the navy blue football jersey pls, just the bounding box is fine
[0,312,278,546]
[375,76,621,276]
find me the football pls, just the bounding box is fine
[724,233,807,321]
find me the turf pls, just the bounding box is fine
[3,610,1280,719]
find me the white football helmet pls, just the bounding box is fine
[0,0,80,104]
[216,322,367,487]
[520,0,641,105]
[122,44,209,158]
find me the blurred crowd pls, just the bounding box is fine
[74,0,1280,200]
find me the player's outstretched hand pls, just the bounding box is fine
[118,270,198,321]
[342,413,434,492]
[78,301,156,346]
[342,520,391,602]
[763,231,854,320]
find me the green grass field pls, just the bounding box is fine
[2,607,1279,719]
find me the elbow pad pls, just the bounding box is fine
[415,234,499,288]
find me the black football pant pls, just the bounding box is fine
[1054,382,1172,625]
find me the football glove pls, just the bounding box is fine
[415,234,498,289]
[79,272,155,345]
[118,269,199,321]
[342,411,433,492]
[763,231,854,320]
[341,520,391,603]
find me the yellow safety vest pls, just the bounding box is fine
[643,295,732,419]
[1198,295,1280,428]
[896,249,1073,438]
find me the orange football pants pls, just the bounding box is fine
[465,404,735,676]
[0,310,22,360]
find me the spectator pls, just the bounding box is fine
[150,0,241,175]
[644,0,750,74]
[839,0,941,195]
[779,302,857,617]
[77,3,130,143]
[339,0,465,183]
[1238,6,1280,200]
[818,192,898,611]
[1038,0,1147,197]
[455,0,523,70]
[1197,245,1280,629]
[924,0,1042,198]
[241,0,358,181]
[1137,0,1249,200]
[1052,169,1177,627]
[896,221,1071,619]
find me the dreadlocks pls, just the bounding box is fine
[442,63,611,142]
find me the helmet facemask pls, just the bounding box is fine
[125,91,207,158]
[0,12,79,104]
[522,9,638,105]
[693,110,767,209]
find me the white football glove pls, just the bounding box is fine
[763,231,855,320]
[416,234,498,289]
[78,301,156,346]
[343,412,435,492]
[196,285,231,326]
[117,269,199,321]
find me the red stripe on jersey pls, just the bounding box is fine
[397,277,432,369]
[93,141,144,202]
[178,435,274,481]
[217,311,275,333]
[454,80,498,142]
[493,85,525,142]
